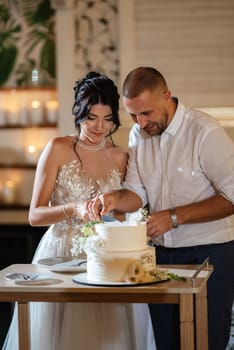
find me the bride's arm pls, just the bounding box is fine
[29,137,81,226]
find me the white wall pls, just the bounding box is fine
[119,0,234,108]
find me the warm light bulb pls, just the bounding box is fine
[2,180,16,204]
[32,100,40,108]
[28,145,36,154]
[30,100,43,124]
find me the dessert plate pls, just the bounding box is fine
[14,278,63,286]
[37,256,75,266]
[5,273,63,285]
[37,257,87,273]
[72,273,169,287]
[15,277,63,286]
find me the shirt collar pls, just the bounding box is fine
[165,98,185,135]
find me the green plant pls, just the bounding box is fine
[0,3,21,85]
[24,0,56,78]
[5,0,56,86]
[23,0,56,80]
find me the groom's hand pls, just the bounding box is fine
[88,191,119,221]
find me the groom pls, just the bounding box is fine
[90,67,234,350]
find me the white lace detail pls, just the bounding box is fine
[50,160,122,235]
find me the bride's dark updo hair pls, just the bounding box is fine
[72,72,121,136]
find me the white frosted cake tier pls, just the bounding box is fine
[94,221,147,251]
[87,246,156,282]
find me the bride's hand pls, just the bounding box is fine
[75,202,90,222]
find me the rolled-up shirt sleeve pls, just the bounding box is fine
[122,126,148,207]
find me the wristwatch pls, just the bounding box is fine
[169,208,178,228]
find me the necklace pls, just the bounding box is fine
[77,138,106,151]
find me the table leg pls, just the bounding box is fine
[195,284,208,350]
[18,301,30,350]
[179,293,194,350]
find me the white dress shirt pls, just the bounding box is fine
[123,99,234,247]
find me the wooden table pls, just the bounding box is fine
[0,263,213,350]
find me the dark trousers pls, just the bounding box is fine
[149,241,234,350]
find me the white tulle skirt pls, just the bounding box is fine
[2,226,156,350]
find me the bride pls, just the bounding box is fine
[2,72,156,350]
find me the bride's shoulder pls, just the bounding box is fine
[48,135,74,150]
[43,135,74,163]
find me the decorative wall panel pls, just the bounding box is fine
[73,0,119,83]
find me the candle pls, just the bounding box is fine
[25,145,41,164]
[0,108,6,125]
[19,93,29,125]
[7,108,19,125]
[2,180,15,204]
[7,89,19,125]
[45,100,58,124]
[19,106,29,125]
[30,100,44,125]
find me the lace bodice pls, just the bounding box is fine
[50,159,122,233]
[51,159,122,204]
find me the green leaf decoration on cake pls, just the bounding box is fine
[167,272,186,281]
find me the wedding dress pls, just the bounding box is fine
[2,154,156,350]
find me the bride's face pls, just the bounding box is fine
[80,104,114,144]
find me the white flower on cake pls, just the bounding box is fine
[127,207,149,223]
[83,234,105,254]
[124,263,184,283]
[124,260,167,283]
[71,221,102,256]
[125,262,146,283]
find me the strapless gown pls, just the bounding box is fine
[2,160,156,350]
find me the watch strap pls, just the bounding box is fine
[169,208,178,228]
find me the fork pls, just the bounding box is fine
[6,273,38,281]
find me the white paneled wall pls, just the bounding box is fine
[133,0,234,107]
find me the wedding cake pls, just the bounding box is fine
[84,221,156,282]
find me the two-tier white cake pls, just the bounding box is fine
[85,221,156,282]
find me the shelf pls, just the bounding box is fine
[0,204,29,210]
[0,164,36,169]
[0,88,58,127]
[0,87,56,91]
[0,123,57,129]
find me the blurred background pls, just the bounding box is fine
[0,0,233,346]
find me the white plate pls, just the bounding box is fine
[50,260,87,273]
[5,273,63,286]
[14,278,63,286]
[37,257,87,273]
[72,273,169,287]
[5,272,39,281]
[37,257,76,266]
